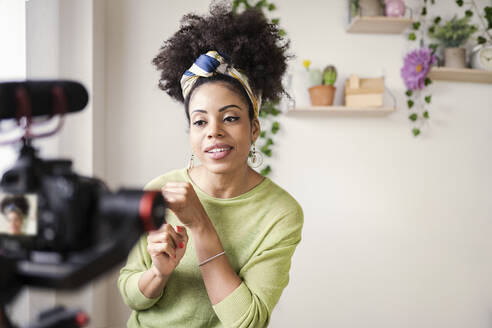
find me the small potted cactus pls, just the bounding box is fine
[304,60,338,106]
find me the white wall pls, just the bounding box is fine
[20,0,492,327]
[0,0,25,179]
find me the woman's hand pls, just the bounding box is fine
[161,182,209,230]
[147,223,188,277]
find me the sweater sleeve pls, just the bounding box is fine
[118,235,163,310]
[212,206,304,328]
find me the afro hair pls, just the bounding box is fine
[152,1,290,105]
[1,195,29,217]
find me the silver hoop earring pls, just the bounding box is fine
[248,144,263,168]
[188,154,195,170]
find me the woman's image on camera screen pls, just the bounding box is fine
[0,194,37,236]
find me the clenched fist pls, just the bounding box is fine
[147,223,188,277]
[161,182,209,229]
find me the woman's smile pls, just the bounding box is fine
[204,143,234,160]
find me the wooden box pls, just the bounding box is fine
[344,75,384,108]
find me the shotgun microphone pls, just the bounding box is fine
[0,80,88,120]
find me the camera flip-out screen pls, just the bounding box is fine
[0,193,37,236]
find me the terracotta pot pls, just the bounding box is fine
[444,47,466,68]
[359,0,383,16]
[308,85,336,106]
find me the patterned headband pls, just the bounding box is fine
[180,51,262,119]
[4,204,22,216]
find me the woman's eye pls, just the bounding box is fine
[193,120,206,126]
[224,116,240,122]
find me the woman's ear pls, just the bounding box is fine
[251,118,261,144]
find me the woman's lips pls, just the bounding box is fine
[205,147,233,160]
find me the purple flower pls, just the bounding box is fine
[401,47,437,91]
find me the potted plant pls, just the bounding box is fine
[304,61,337,106]
[351,0,384,17]
[430,15,478,68]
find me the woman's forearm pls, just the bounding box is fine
[138,266,170,299]
[192,218,242,305]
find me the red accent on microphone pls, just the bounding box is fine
[75,311,90,326]
[139,191,158,232]
[15,87,33,137]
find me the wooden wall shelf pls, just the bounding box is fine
[347,16,413,34]
[428,67,492,84]
[288,106,396,115]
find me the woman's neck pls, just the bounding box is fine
[188,165,264,199]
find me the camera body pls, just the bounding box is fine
[1,143,166,259]
[1,145,99,255]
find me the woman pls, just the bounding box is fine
[118,3,303,327]
[1,195,29,235]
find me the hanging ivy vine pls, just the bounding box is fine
[232,0,285,176]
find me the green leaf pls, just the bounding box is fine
[260,165,271,176]
[456,0,464,6]
[406,90,413,97]
[407,100,414,108]
[232,0,240,13]
[260,131,266,138]
[261,146,272,157]
[478,36,487,44]
[255,0,267,8]
[271,122,280,134]
[268,3,276,11]
[259,111,268,118]
[485,7,492,29]
[434,16,441,24]
[423,111,430,119]
[408,33,417,41]
[429,43,438,53]
[413,22,421,30]
[409,113,418,121]
[279,29,286,37]
[266,138,273,146]
[425,95,432,104]
[428,26,435,34]
[271,18,280,25]
[424,77,432,86]
[465,9,473,17]
[412,128,421,136]
[421,7,427,16]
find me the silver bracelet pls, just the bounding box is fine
[198,251,226,267]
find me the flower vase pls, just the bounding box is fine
[385,0,405,17]
[444,48,467,68]
[359,0,383,16]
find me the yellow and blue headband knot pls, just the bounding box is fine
[180,51,262,119]
[4,204,22,215]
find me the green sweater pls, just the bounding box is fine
[118,168,303,328]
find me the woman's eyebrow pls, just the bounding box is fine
[191,104,242,114]
[218,104,242,112]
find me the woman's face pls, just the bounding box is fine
[188,82,260,174]
[7,211,23,235]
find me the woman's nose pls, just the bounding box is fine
[207,121,224,138]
